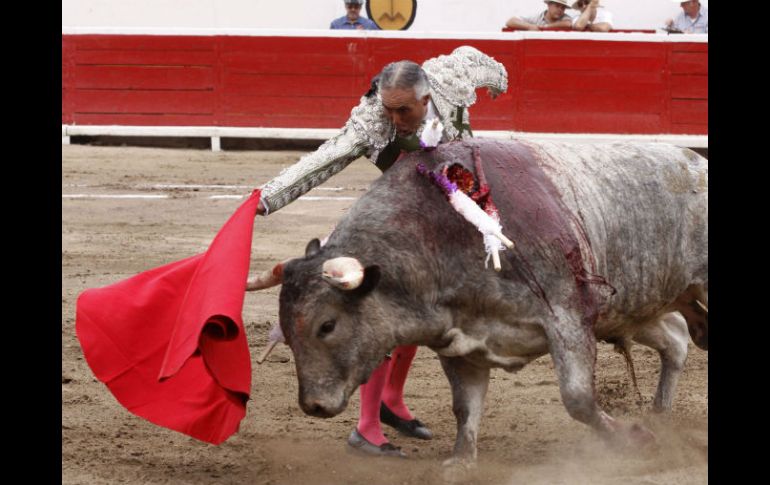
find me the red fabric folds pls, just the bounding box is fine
[75,190,261,445]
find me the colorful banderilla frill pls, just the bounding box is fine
[416,156,514,271]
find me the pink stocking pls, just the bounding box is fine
[381,345,418,421]
[355,357,390,446]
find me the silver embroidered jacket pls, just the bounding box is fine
[260,46,509,214]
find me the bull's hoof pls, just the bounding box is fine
[346,429,407,458]
[651,401,674,415]
[380,403,433,440]
[628,423,657,447]
[441,456,476,468]
[609,422,657,451]
[441,457,477,483]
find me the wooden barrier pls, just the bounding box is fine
[61,32,707,136]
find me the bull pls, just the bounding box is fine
[273,138,708,464]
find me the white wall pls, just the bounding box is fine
[62,0,708,32]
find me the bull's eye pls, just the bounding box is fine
[318,320,336,338]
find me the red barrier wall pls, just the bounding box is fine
[61,34,707,135]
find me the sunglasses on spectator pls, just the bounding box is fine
[345,3,362,8]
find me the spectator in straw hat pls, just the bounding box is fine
[571,0,613,32]
[665,0,708,34]
[331,0,380,30]
[505,0,573,31]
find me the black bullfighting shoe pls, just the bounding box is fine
[380,403,433,440]
[347,429,407,458]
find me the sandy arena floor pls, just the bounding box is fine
[62,144,707,485]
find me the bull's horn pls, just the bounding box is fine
[322,257,364,290]
[246,258,293,291]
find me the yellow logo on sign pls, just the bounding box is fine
[367,0,417,31]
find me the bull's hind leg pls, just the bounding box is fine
[545,307,655,447]
[672,284,708,350]
[438,356,490,465]
[632,312,689,412]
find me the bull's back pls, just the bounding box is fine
[331,139,707,328]
[503,140,708,321]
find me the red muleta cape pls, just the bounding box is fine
[75,190,261,445]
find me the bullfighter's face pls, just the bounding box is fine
[380,87,430,138]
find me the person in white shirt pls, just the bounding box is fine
[665,0,708,34]
[571,0,613,32]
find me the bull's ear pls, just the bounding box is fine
[305,238,322,257]
[350,265,381,299]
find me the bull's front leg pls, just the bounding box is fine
[545,306,655,448]
[438,355,490,466]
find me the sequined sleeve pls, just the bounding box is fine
[422,46,508,108]
[260,94,394,214]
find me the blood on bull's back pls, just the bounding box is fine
[477,140,707,330]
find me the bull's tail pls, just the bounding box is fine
[611,338,644,407]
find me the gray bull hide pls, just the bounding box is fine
[277,139,708,463]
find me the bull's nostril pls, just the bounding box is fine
[303,400,334,418]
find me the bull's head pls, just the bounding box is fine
[279,238,394,418]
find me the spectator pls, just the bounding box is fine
[571,0,613,32]
[505,0,573,31]
[330,0,379,30]
[665,0,708,33]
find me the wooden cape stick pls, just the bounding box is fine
[256,340,279,365]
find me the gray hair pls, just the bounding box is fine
[378,61,430,99]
